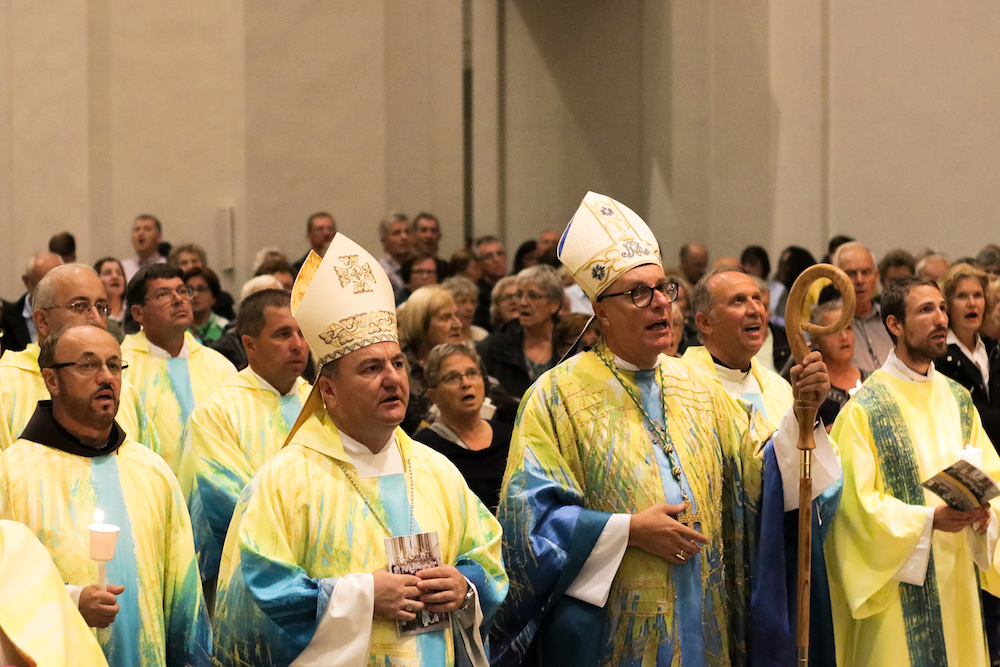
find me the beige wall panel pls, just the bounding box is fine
[768,0,826,263]
[245,1,388,270]
[384,0,464,256]
[828,1,1000,260]
[100,1,245,288]
[471,0,500,240]
[503,0,644,259]
[3,2,89,297]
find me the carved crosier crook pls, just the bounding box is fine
[783,264,855,667]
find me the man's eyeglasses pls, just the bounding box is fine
[49,358,128,377]
[435,368,481,387]
[596,281,679,308]
[150,287,195,303]
[42,300,111,317]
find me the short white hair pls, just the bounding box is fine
[240,274,283,301]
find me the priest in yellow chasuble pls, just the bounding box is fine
[827,276,1000,667]
[178,288,312,586]
[0,264,159,453]
[212,234,507,667]
[0,519,109,667]
[489,192,835,667]
[121,263,237,473]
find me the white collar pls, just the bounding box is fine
[947,329,986,361]
[146,336,190,359]
[338,430,403,479]
[881,347,934,383]
[250,368,300,397]
[612,353,661,372]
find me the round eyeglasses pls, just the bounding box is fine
[596,281,679,308]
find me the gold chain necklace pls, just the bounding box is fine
[334,455,415,536]
[597,346,701,526]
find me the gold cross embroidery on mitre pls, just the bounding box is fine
[334,255,376,294]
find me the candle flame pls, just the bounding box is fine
[93,509,104,524]
[848,379,863,396]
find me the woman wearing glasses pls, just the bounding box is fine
[415,344,512,513]
[478,265,564,400]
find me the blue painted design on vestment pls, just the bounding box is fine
[635,369,705,666]
[279,394,301,432]
[740,392,769,422]
[90,455,143,666]
[165,358,196,427]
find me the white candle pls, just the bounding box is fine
[958,445,983,469]
[89,509,120,591]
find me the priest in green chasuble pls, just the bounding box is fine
[212,235,507,667]
[826,276,1000,667]
[490,192,837,667]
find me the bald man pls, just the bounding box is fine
[1,252,63,354]
[834,242,894,373]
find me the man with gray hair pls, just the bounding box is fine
[834,241,894,373]
[0,264,159,453]
[0,251,63,354]
[378,211,413,300]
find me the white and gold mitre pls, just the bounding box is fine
[557,191,661,300]
[290,234,398,367]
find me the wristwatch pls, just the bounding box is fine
[459,584,475,612]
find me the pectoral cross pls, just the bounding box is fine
[676,499,702,526]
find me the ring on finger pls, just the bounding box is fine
[676,551,686,561]
[405,601,414,612]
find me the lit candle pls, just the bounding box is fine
[89,509,120,591]
[848,379,863,397]
[958,445,983,469]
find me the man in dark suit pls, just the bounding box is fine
[0,252,63,355]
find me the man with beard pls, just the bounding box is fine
[0,325,211,667]
[121,264,236,473]
[177,289,312,597]
[0,264,159,453]
[212,236,506,667]
[826,276,1000,667]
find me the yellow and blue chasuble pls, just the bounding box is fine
[681,345,840,667]
[177,368,311,581]
[681,346,792,425]
[827,368,1000,667]
[0,519,109,667]
[212,408,508,667]
[0,344,161,454]
[0,404,212,667]
[491,342,770,667]
[121,331,237,473]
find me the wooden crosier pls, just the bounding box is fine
[783,264,855,667]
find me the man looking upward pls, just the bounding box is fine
[122,264,236,473]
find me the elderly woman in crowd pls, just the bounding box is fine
[489,275,520,330]
[414,344,513,513]
[935,263,1000,446]
[397,285,465,433]
[184,266,229,343]
[803,299,868,428]
[478,265,564,399]
[442,276,488,344]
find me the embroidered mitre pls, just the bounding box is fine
[557,191,662,301]
[291,234,398,366]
